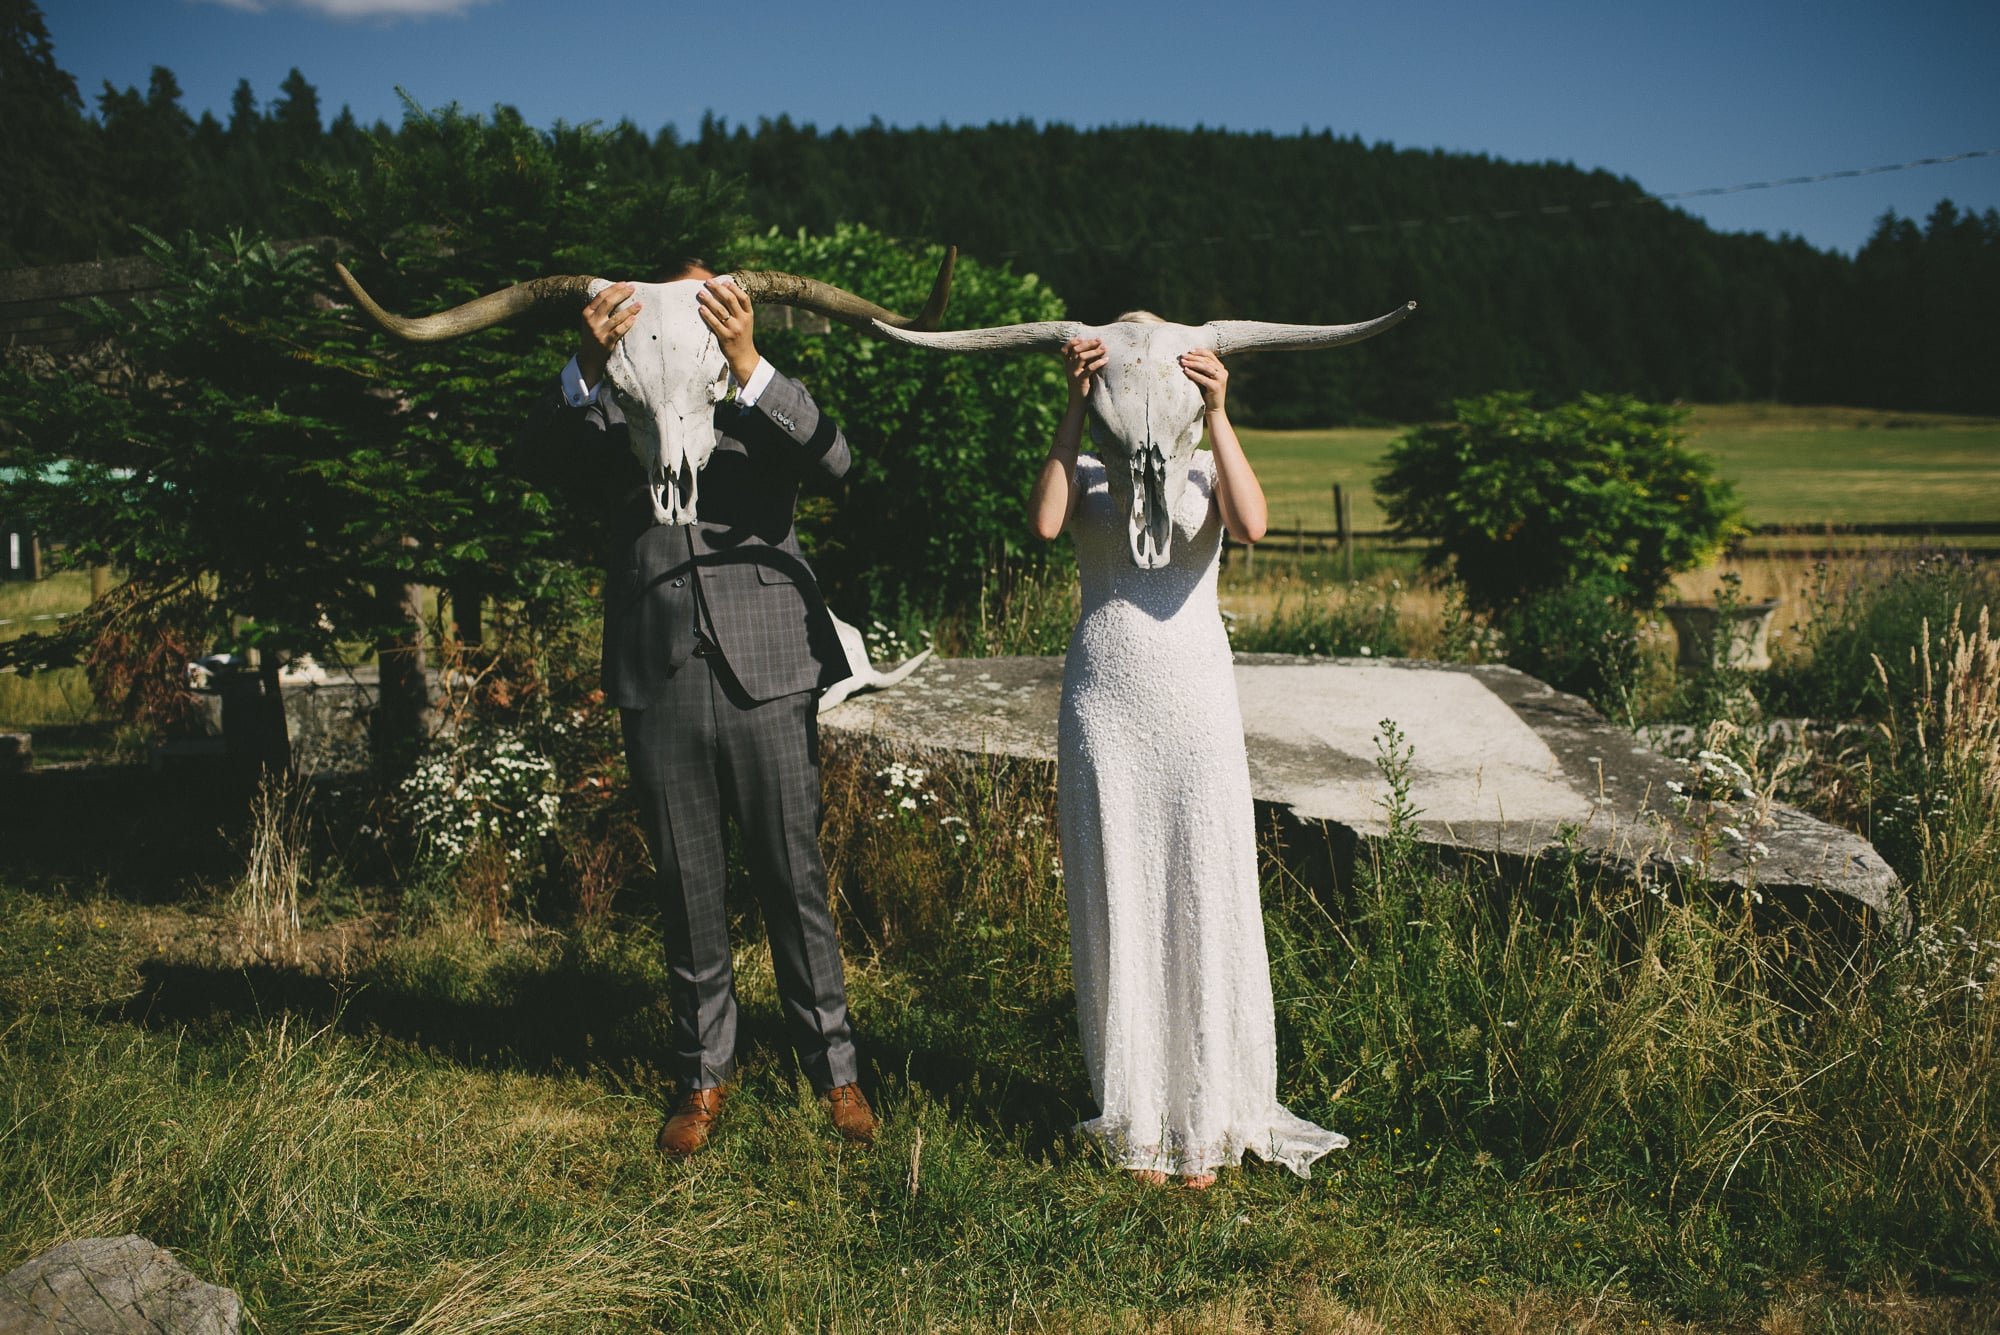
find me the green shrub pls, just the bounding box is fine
[1494,577,1646,715]
[733,224,1069,619]
[1377,391,1743,614]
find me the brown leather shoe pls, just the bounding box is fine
[821,1082,878,1145]
[655,1086,726,1159]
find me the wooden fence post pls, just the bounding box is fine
[1335,484,1353,582]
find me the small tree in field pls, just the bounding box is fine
[1377,390,1742,615]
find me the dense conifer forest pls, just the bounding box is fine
[4,0,1994,422]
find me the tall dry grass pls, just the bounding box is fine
[0,1012,725,1332]
[1879,606,2000,885]
[1264,696,2000,1280]
[231,770,308,960]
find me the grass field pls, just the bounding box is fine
[1241,402,2000,533]
[5,657,1999,1328]
[0,571,105,749]
[0,569,94,643]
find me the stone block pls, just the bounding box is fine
[0,1234,241,1334]
[820,654,1908,933]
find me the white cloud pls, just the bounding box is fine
[198,0,496,19]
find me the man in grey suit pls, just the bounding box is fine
[539,262,875,1156]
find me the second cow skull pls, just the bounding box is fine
[872,302,1416,567]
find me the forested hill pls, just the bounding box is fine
[665,119,1868,422]
[5,0,1994,422]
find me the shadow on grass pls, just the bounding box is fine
[103,933,1089,1158]
[0,764,246,899]
[10,762,1089,1153]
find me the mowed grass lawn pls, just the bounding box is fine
[0,571,104,747]
[1241,402,2000,532]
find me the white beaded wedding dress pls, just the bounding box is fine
[1059,450,1348,1179]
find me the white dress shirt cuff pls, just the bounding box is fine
[560,356,598,407]
[735,357,776,407]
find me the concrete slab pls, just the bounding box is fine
[821,654,1907,931]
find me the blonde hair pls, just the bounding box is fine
[1114,309,1167,324]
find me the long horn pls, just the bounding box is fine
[1202,301,1418,355]
[333,263,597,343]
[732,246,958,333]
[868,319,1086,352]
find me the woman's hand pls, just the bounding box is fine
[1184,347,1265,542]
[1178,347,1228,414]
[1062,337,1108,403]
[578,282,640,389]
[1031,340,1102,541]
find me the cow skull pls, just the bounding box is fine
[334,251,956,525]
[871,302,1416,567]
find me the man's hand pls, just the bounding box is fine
[578,282,640,390]
[698,276,760,386]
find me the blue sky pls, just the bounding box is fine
[39,0,2000,255]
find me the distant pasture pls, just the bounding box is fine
[1240,402,2000,533]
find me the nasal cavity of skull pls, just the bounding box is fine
[670,460,695,511]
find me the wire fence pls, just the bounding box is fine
[1230,520,2000,565]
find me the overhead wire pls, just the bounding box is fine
[993,147,2000,255]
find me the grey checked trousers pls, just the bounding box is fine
[621,652,858,1093]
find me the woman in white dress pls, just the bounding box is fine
[1027,326,1348,1189]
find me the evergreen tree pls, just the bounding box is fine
[96,66,197,240]
[227,78,258,139]
[272,67,321,152]
[0,0,105,264]
[2,102,750,769]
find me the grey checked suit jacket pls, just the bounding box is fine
[533,370,854,708]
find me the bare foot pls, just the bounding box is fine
[1180,1172,1218,1191]
[1128,1169,1169,1186]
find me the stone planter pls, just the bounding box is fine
[1663,599,1783,671]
